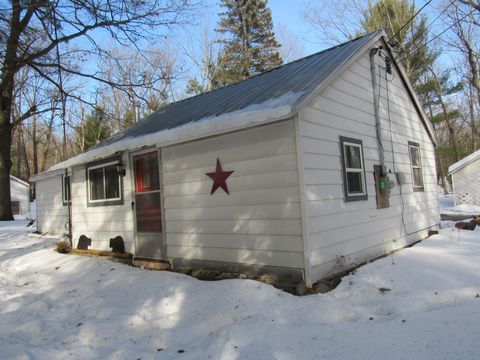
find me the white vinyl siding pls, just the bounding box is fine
[35,175,67,234]
[298,42,439,284]
[10,177,30,216]
[451,159,480,206]
[162,120,304,269]
[70,152,135,252]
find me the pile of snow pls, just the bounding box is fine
[445,203,480,214]
[441,203,480,222]
[1,221,480,359]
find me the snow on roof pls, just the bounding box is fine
[50,91,300,171]
[40,30,433,175]
[45,32,382,173]
[448,149,480,174]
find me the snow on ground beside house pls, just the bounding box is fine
[13,201,36,221]
[437,192,480,225]
[440,202,480,226]
[444,203,480,215]
[438,193,454,210]
[1,221,480,360]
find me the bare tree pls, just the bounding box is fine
[0,0,195,220]
[182,19,222,95]
[302,0,366,46]
[98,44,179,132]
[276,23,305,63]
[459,0,480,12]
[441,1,480,155]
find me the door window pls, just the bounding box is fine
[134,151,162,233]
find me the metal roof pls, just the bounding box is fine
[97,31,381,148]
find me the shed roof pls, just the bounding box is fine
[10,175,29,188]
[42,29,434,175]
[448,149,480,174]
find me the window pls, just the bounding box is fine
[408,142,424,191]
[62,175,71,206]
[87,158,123,206]
[340,136,368,202]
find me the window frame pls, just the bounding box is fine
[62,174,71,206]
[86,157,124,207]
[340,136,368,202]
[408,141,424,192]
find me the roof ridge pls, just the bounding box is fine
[145,30,382,114]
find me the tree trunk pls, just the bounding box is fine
[16,125,21,177]
[32,115,38,175]
[0,67,14,220]
[0,0,22,220]
[20,125,30,180]
[0,110,13,220]
[41,108,55,172]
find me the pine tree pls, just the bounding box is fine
[216,0,283,86]
[360,0,437,93]
[76,108,111,151]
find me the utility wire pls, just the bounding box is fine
[390,0,433,42]
[395,0,457,61]
[396,7,477,64]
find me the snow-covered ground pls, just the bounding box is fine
[1,220,480,359]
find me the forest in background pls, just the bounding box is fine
[2,0,480,216]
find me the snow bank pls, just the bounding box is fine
[441,203,480,221]
[1,221,480,359]
[50,92,302,171]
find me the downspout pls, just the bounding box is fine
[65,168,72,247]
[370,47,386,175]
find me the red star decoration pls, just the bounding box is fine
[205,158,234,195]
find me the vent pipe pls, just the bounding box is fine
[370,47,386,176]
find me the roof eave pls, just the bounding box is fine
[292,30,438,147]
[30,168,66,182]
[448,150,480,174]
[47,107,297,172]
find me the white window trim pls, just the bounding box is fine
[408,142,424,191]
[343,141,367,197]
[87,160,122,203]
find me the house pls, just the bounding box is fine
[10,175,30,216]
[448,149,480,206]
[30,30,439,287]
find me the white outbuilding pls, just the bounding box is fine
[31,31,439,287]
[448,149,480,206]
[10,175,30,216]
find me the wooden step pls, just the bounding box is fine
[132,258,171,270]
